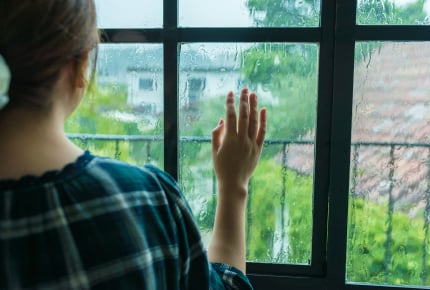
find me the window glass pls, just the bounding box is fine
[94,0,162,28]
[179,0,320,27]
[66,44,164,168]
[178,43,319,264]
[347,41,430,286]
[357,0,430,25]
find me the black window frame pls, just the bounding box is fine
[99,0,430,289]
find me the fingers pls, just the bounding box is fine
[224,88,266,146]
[225,91,237,136]
[248,92,258,140]
[256,108,267,147]
[212,119,225,153]
[237,88,249,139]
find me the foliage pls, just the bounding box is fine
[245,0,320,27]
[178,95,224,194]
[355,0,427,66]
[241,43,318,143]
[265,73,317,140]
[347,198,430,285]
[248,0,428,26]
[65,84,163,167]
[242,44,317,86]
[66,84,136,135]
[248,160,313,263]
[357,0,401,24]
[355,41,383,66]
[397,0,427,24]
[196,159,313,264]
[194,154,430,285]
[357,0,426,25]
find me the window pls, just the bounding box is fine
[178,42,319,268]
[66,0,430,289]
[348,41,430,287]
[138,78,156,91]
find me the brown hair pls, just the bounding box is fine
[0,0,99,110]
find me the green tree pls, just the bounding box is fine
[357,0,427,25]
[397,0,427,24]
[241,43,318,141]
[246,0,320,27]
[347,198,430,285]
[66,84,164,166]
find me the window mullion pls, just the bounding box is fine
[327,0,357,289]
[309,0,337,276]
[163,0,179,179]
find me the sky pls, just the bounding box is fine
[95,0,430,28]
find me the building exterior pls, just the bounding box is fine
[96,44,275,115]
[285,42,430,216]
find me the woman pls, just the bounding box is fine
[0,1,267,289]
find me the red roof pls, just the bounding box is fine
[286,42,430,216]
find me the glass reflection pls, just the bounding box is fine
[348,42,430,287]
[178,43,319,264]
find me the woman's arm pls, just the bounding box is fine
[208,88,267,273]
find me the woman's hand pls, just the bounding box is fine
[208,88,267,272]
[211,88,267,199]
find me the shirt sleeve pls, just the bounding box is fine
[209,263,254,290]
[144,165,254,290]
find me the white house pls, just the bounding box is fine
[96,44,276,115]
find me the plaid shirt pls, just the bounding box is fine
[0,151,253,290]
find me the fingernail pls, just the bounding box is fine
[242,87,248,94]
[228,91,234,97]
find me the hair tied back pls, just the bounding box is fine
[0,54,11,110]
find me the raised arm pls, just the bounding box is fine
[208,88,267,273]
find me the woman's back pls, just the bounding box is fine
[0,152,252,289]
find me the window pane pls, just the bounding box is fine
[179,0,320,27]
[357,0,430,25]
[179,43,319,264]
[94,0,162,28]
[347,42,430,287]
[66,44,164,168]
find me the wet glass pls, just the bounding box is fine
[94,0,162,28]
[66,44,164,168]
[178,43,319,264]
[347,42,430,287]
[357,0,430,25]
[179,0,320,27]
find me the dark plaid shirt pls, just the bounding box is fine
[0,151,253,290]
